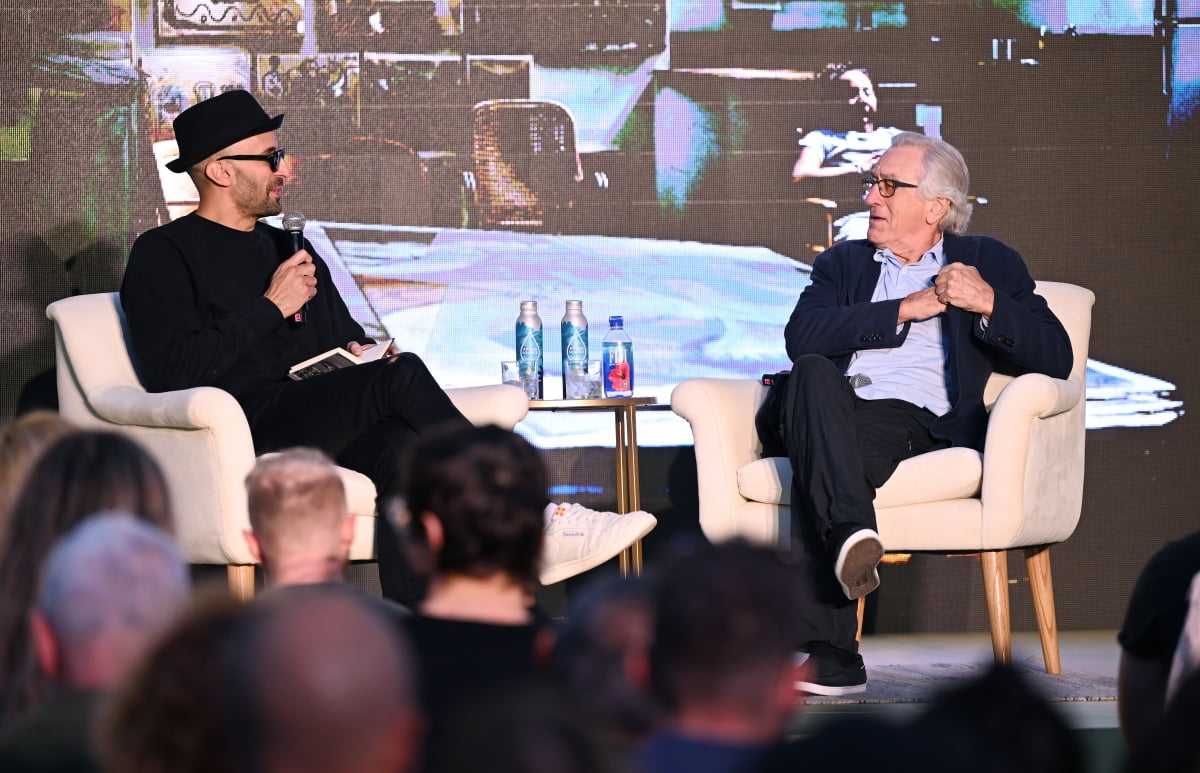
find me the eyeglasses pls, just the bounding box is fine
[861,175,918,197]
[217,148,287,172]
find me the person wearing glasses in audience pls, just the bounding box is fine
[120,89,472,605]
[760,132,1071,695]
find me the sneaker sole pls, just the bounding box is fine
[795,678,868,696]
[836,531,884,600]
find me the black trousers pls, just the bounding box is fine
[239,352,471,602]
[771,354,944,651]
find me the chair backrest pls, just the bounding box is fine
[46,292,145,423]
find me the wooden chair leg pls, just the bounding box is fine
[1025,546,1062,675]
[856,596,865,643]
[980,550,1011,665]
[228,564,256,600]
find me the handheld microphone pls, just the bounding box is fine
[282,211,307,325]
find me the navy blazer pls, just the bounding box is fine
[784,233,1072,451]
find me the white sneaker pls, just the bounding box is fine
[539,502,657,585]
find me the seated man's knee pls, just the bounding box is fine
[790,355,841,386]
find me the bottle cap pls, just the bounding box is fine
[609,315,623,327]
[520,300,537,310]
[565,300,582,309]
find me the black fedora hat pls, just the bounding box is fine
[166,89,284,173]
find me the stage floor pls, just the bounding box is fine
[792,629,1125,773]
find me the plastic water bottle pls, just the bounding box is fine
[561,300,588,399]
[515,301,543,399]
[602,315,634,398]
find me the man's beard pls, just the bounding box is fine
[232,169,283,219]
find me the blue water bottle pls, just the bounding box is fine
[515,301,543,399]
[602,315,634,398]
[561,300,588,399]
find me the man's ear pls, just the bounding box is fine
[30,610,61,679]
[340,514,356,556]
[202,158,233,188]
[419,512,444,555]
[926,196,949,225]
[243,529,263,564]
[403,512,442,577]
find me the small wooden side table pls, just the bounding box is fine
[527,396,658,576]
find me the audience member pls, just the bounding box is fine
[395,424,557,770]
[245,584,423,773]
[244,447,355,588]
[1117,529,1200,747]
[0,410,74,527]
[102,584,420,773]
[99,589,253,773]
[0,513,190,772]
[1123,665,1200,773]
[0,431,174,720]
[432,679,623,773]
[637,538,809,773]
[550,574,659,756]
[1167,569,1200,704]
[911,663,1084,773]
[755,665,1082,773]
[752,715,952,773]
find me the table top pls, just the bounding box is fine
[527,396,659,410]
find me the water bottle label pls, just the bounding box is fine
[517,325,542,376]
[603,343,634,397]
[563,324,587,365]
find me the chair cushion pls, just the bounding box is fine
[737,447,983,509]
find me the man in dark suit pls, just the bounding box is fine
[766,132,1072,695]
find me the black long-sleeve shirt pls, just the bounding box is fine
[120,213,367,397]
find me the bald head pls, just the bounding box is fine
[248,586,421,773]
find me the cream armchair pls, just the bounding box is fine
[47,292,529,597]
[671,281,1094,674]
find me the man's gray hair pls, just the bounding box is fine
[891,132,973,235]
[38,511,190,652]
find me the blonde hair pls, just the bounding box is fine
[0,411,74,526]
[246,448,346,555]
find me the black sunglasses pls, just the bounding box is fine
[217,148,287,172]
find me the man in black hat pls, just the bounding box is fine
[120,89,472,602]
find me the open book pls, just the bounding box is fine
[288,339,394,381]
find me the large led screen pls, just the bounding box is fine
[3,0,1198,628]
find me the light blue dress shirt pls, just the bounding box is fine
[846,240,951,416]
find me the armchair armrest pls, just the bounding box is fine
[88,384,251,431]
[980,372,1086,547]
[671,378,769,539]
[446,384,529,430]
